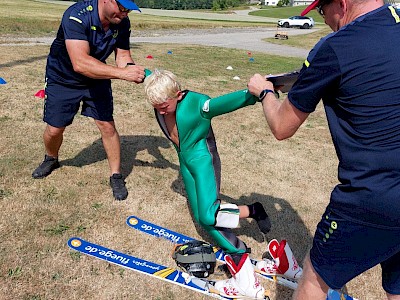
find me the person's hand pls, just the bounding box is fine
[248,74,274,98]
[121,64,145,83]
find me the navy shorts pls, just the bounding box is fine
[310,206,400,294]
[43,77,114,128]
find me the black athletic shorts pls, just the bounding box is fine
[310,206,400,294]
[43,77,113,128]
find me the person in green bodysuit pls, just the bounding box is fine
[143,69,271,299]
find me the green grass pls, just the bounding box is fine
[250,5,325,23]
[0,1,327,36]
[0,0,66,35]
[0,0,276,36]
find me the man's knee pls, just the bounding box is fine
[95,120,117,137]
[387,293,400,300]
[293,255,329,300]
[45,125,65,138]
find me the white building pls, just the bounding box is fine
[262,0,279,5]
[259,0,312,7]
[292,0,400,6]
[292,0,314,7]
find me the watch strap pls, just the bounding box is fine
[259,89,275,102]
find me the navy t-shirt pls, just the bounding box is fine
[46,0,131,87]
[289,5,400,227]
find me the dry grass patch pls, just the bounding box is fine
[265,26,333,50]
[0,40,385,300]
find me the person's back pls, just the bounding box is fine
[247,1,400,299]
[161,90,257,153]
[289,4,400,227]
[46,0,131,86]
[166,90,211,152]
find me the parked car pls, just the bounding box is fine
[277,16,315,29]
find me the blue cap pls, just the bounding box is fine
[118,0,141,12]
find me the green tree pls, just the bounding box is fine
[277,0,290,6]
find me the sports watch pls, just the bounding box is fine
[259,89,275,102]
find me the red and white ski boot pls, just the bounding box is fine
[256,239,302,280]
[214,253,265,299]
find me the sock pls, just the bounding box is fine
[248,202,271,234]
[230,253,244,266]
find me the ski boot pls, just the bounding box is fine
[256,239,302,280]
[214,253,265,299]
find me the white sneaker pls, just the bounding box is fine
[214,253,265,299]
[257,239,302,280]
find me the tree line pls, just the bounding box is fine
[134,0,247,10]
[68,0,249,10]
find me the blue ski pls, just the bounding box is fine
[126,215,297,289]
[68,237,271,300]
[126,216,357,300]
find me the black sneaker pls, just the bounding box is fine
[109,173,128,201]
[32,155,60,179]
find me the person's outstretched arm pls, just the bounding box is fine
[247,74,309,140]
[201,89,259,119]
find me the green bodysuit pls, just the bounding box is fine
[155,88,258,254]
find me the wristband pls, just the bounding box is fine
[259,89,275,102]
[126,62,135,66]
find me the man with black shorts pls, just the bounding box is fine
[248,0,400,299]
[32,0,145,201]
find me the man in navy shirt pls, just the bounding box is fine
[248,0,400,299]
[32,0,145,201]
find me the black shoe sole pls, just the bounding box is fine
[113,193,128,201]
[32,163,60,179]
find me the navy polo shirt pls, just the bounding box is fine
[46,0,131,87]
[289,5,400,227]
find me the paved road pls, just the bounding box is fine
[3,1,316,58]
[139,7,279,23]
[132,7,316,58]
[1,28,313,58]
[132,27,313,58]
[33,1,279,23]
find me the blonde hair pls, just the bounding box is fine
[144,69,182,105]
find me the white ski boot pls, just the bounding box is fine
[256,239,303,280]
[214,253,265,299]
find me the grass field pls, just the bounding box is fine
[0,1,385,300]
[250,4,324,22]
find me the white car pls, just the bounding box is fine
[277,16,315,29]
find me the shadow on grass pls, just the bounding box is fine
[0,55,48,69]
[171,176,312,264]
[234,193,312,262]
[61,134,179,175]
[171,174,310,298]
